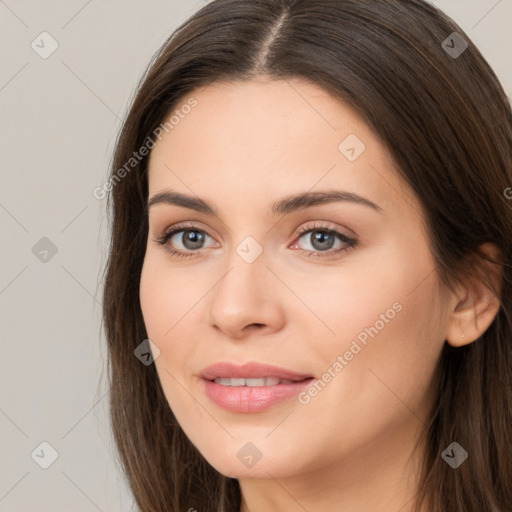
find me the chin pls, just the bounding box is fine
[197,443,306,480]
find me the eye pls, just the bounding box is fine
[154,222,217,259]
[291,222,358,258]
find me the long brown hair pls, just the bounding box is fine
[101,1,512,510]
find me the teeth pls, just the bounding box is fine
[213,377,296,387]
[214,378,232,386]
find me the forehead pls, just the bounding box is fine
[147,78,417,220]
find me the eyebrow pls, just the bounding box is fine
[146,189,383,215]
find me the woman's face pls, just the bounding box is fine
[140,77,451,482]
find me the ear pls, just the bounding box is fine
[445,242,503,347]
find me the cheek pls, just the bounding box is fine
[139,253,196,337]
[309,278,443,429]
[287,278,444,470]
[298,246,444,406]
[287,255,431,357]
[139,256,202,375]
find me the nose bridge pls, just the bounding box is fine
[208,234,283,335]
[215,236,271,306]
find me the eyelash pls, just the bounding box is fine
[153,221,358,260]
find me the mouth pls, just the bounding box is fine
[200,361,314,382]
[210,377,313,387]
[199,362,316,413]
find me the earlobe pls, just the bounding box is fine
[445,243,503,348]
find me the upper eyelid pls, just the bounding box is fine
[161,221,215,239]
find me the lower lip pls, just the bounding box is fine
[201,378,314,413]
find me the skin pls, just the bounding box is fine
[139,77,502,512]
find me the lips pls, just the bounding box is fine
[199,362,315,413]
[200,361,314,382]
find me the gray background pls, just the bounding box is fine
[0,1,511,510]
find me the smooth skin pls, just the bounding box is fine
[139,77,502,512]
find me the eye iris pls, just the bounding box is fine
[311,231,334,251]
[182,230,204,250]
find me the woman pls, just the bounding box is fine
[102,0,512,510]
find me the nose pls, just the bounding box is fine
[207,250,286,340]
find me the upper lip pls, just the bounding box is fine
[200,362,314,382]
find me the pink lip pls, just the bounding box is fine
[200,361,313,381]
[199,362,314,413]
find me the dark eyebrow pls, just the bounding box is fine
[146,189,383,215]
[272,190,382,215]
[147,191,217,215]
